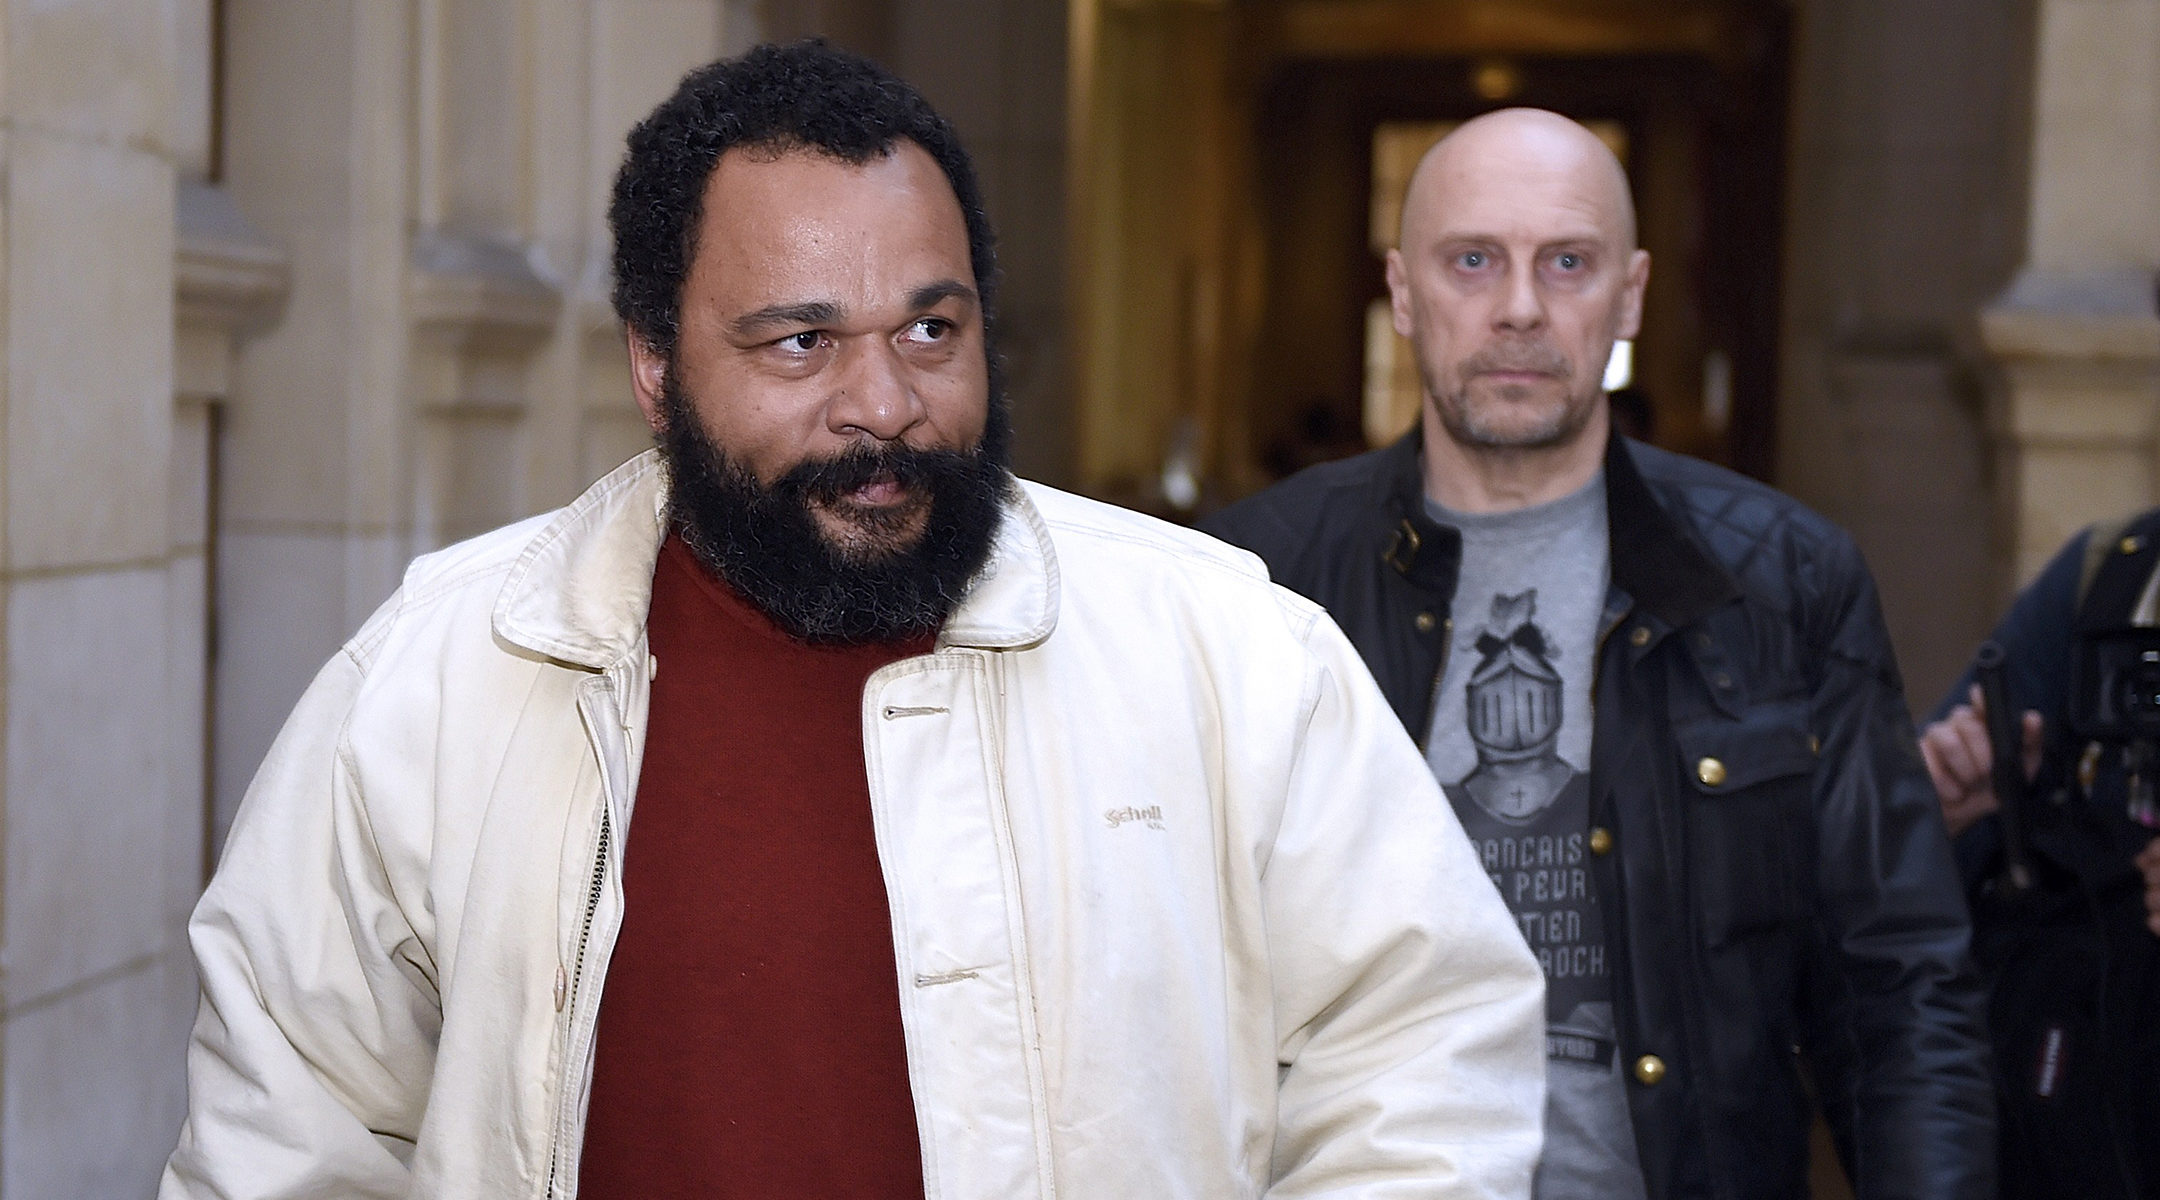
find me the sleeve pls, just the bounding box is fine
[1929,527,2087,888]
[1804,537,1996,1200]
[1262,608,1546,1199]
[1198,492,1309,588]
[160,647,441,1199]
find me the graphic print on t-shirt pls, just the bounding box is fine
[1422,478,1645,1198]
[1442,589,1608,1043]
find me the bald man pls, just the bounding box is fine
[1205,110,1994,1199]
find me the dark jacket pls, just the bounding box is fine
[1934,513,2160,1200]
[1201,431,1994,1200]
[1931,510,2160,883]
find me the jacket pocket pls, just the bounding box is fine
[1673,703,1817,946]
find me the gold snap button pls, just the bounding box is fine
[1414,611,1437,633]
[2122,535,2143,555]
[1696,757,1727,787]
[1629,626,1651,648]
[1588,826,1614,856]
[1633,1054,1667,1085]
[1807,734,1821,755]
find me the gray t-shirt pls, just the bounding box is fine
[1422,475,1646,1200]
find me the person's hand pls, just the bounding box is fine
[2137,837,2160,938]
[1918,685,2044,838]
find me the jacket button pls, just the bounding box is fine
[1633,1054,1667,1086]
[1414,611,1437,633]
[1629,626,1652,647]
[1807,734,1821,755]
[2122,535,2143,556]
[1588,826,1614,856]
[1696,757,1727,787]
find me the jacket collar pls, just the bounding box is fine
[1381,426,1739,629]
[1600,431,1740,629]
[1374,432,1463,596]
[492,449,1060,669]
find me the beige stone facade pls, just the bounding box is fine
[2,2,194,1192]
[0,0,2150,1194]
[1980,0,2160,582]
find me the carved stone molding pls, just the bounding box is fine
[1982,268,2160,363]
[1981,267,2160,579]
[407,229,564,358]
[174,178,291,402]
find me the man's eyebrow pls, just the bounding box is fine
[728,300,840,340]
[909,279,978,311]
[1432,231,1604,248]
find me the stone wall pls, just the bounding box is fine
[209,0,728,855]
[0,0,194,1191]
[1981,0,2160,584]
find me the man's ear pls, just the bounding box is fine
[1386,248,1414,339]
[627,329,668,433]
[1616,248,1651,341]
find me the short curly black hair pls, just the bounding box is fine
[609,40,999,364]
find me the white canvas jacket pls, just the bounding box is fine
[163,451,1543,1200]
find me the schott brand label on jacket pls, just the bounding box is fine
[1104,805,1166,830]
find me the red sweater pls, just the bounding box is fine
[577,535,930,1197]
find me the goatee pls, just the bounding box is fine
[656,373,1010,644]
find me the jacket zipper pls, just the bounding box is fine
[1415,617,1453,752]
[544,806,612,1199]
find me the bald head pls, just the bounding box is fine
[1402,108,1637,252]
[1384,107,1651,501]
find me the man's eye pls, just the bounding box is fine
[1553,252,1584,271]
[1457,250,1488,270]
[904,317,952,343]
[778,331,822,352]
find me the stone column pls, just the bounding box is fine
[213,0,420,852]
[0,0,194,1192]
[1775,0,2036,708]
[1980,0,2160,582]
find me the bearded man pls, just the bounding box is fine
[1203,109,1994,1199]
[160,43,1543,1200]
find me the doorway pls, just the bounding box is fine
[1068,0,1791,512]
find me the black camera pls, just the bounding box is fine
[2067,626,2160,742]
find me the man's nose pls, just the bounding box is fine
[1495,262,1547,331]
[826,339,926,442]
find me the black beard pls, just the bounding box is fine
[656,374,1010,644]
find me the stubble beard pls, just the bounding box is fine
[655,369,1011,645]
[1422,340,1597,451]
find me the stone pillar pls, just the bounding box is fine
[0,0,193,1192]
[554,0,730,495]
[213,0,421,852]
[1980,0,2160,582]
[174,179,290,857]
[1774,0,2036,708]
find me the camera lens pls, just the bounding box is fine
[2118,649,2160,725]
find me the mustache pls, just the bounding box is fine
[771,441,975,504]
[1461,343,1573,378]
